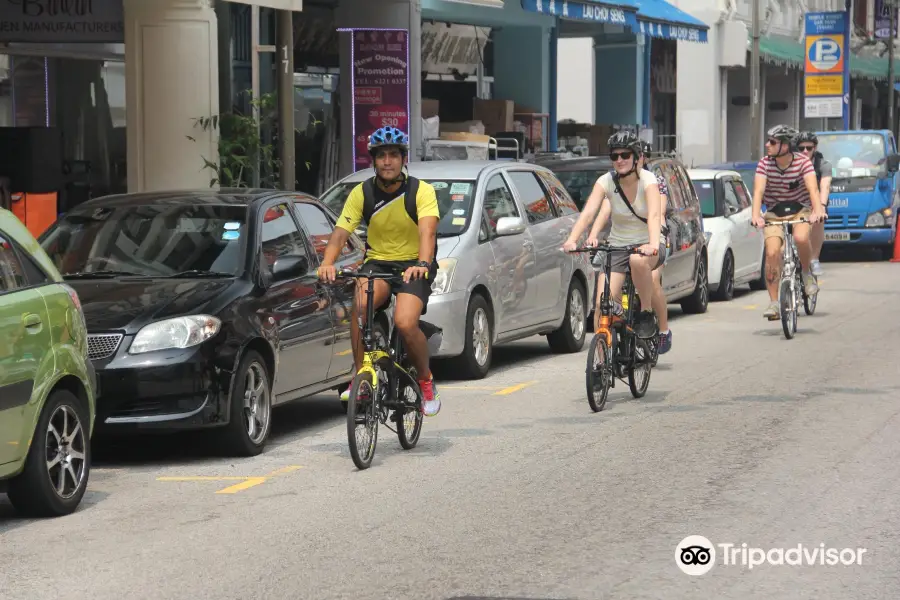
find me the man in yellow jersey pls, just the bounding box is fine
[317,127,442,416]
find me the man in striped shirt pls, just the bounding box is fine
[751,124,826,320]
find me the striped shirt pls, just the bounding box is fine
[755,153,815,208]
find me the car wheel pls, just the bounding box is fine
[547,278,587,353]
[451,293,493,380]
[712,250,735,301]
[680,254,709,314]
[749,252,766,291]
[218,350,272,457]
[8,389,91,517]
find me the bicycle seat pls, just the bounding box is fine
[768,201,806,218]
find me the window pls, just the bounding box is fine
[537,171,579,216]
[0,231,26,292]
[293,201,356,260]
[260,203,311,278]
[723,180,742,214]
[675,165,700,210]
[694,179,716,218]
[508,171,556,225]
[730,180,751,210]
[483,174,520,236]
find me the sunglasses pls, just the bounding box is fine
[609,151,633,161]
[798,145,816,152]
[765,139,779,146]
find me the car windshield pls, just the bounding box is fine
[817,133,887,179]
[552,170,603,210]
[41,204,247,278]
[694,180,717,217]
[320,179,477,237]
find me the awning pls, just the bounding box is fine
[520,0,639,29]
[752,33,890,81]
[229,0,303,9]
[635,0,709,43]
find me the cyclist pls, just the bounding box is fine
[794,131,833,276]
[586,139,673,353]
[317,127,442,417]
[562,130,663,339]
[751,124,826,320]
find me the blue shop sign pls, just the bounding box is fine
[804,11,847,36]
[520,0,639,28]
[638,20,707,43]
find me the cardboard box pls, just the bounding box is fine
[422,98,439,119]
[439,120,485,135]
[439,132,492,143]
[473,99,514,134]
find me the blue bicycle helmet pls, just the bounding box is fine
[368,126,409,153]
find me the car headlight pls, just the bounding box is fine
[129,315,221,354]
[430,258,458,295]
[865,208,892,227]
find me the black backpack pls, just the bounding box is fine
[359,175,438,262]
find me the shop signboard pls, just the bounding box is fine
[803,11,848,121]
[874,0,897,39]
[341,27,410,172]
[0,0,124,43]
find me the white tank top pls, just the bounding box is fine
[598,169,659,246]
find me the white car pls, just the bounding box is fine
[688,169,765,300]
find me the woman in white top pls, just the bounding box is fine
[563,131,664,338]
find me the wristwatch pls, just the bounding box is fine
[416,260,431,269]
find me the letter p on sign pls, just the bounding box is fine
[806,35,844,74]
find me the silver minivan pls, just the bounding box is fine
[320,160,595,379]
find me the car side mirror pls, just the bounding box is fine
[495,216,527,237]
[272,255,309,281]
[887,153,900,172]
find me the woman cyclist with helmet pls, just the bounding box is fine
[751,124,826,320]
[586,139,674,353]
[563,131,664,339]
[794,131,833,277]
[317,126,443,417]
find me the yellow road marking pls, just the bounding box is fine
[6,441,18,446]
[335,349,353,356]
[216,477,268,494]
[742,304,758,310]
[156,465,305,495]
[493,381,538,396]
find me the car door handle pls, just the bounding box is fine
[22,313,42,329]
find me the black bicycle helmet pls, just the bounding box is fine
[767,124,799,144]
[608,130,641,154]
[795,131,818,146]
[639,140,652,157]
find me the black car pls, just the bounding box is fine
[39,189,379,456]
[540,155,709,314]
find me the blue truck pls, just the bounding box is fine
[814,129,900,258]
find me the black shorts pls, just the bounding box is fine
[359,259,438,313]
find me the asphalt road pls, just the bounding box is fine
[2,256,899,600]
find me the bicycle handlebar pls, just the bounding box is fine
[568,244,646,254]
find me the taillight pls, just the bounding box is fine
[61,283,82,311]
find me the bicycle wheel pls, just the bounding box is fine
[397,365,423,450]
[347,371,379,470]
[628,337,652,398]
[586,335,612,412]
[779,278,796,340]
[803,273,818,315]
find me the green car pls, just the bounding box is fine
[0,208,96,517]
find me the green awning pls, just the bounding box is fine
[749,33,890,81]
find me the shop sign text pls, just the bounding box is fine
[0,0,123,43]
[524,0,630,26]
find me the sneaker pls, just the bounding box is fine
[420,378,441,416]
[658,330,672,354]
[763,302,780,320]
[340,388,350,402]
[634,310,658,339]
[804,272,819,295]
[810,259,824,277]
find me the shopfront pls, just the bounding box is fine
[0,0,304,237]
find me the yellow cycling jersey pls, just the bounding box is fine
[335,179,440,262]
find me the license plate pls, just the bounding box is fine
[828,198,849,208]
[825,231,850,241]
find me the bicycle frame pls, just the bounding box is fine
[778,219,807,307]
[347,272,420,410]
